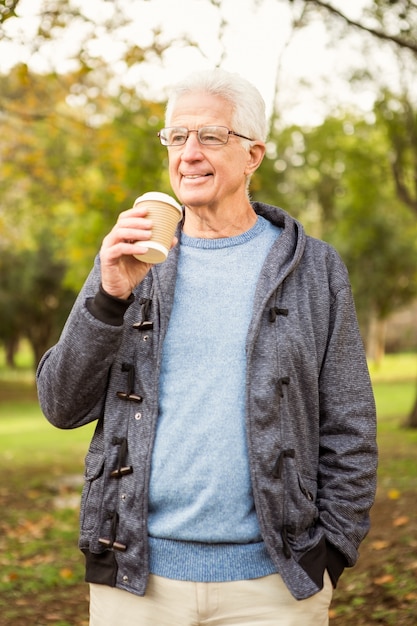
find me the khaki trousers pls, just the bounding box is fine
[89,571,333,626]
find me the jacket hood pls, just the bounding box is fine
[252,201,306,283]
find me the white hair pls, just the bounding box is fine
[165,68,268,143]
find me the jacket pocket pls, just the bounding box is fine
[275,451,319,537]
[80,451,105,533]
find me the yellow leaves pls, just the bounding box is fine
[369,492,410,551]
[392,515,410,528]
[404,592,417,602]
[383,489,412,527]
[387,488,401,500]
[59,568,74,580]
[6,514,55,542]
[373,574,395,585]
[124,44,147,67]
[367,489,416,597]
[3,571,19,583]
[27,489,42,500]
[371,539,390,550]
[15,62,30,86]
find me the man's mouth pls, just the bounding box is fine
[182,173,211,179]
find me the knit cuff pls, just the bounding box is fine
[86,284,135,326]
[326,541,348,588]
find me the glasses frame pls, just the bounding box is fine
[157,125,254,147]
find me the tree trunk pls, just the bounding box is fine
[366,313,386,364]
[5,336,19,368]
[26,321,54,370]
[406,386,417,429]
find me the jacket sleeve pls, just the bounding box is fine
[317,277,377,568]
[36,255,133,429]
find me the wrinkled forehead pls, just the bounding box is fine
[166,91,235,128]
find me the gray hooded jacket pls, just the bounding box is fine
[36,202,377,600]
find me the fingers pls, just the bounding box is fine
[115,207,153,245]
[98,204,178,299]
[99,206,155,299]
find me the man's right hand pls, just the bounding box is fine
[99,205,155,300]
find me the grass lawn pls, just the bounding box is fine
[0,394,94,469]
[0,349,417,625]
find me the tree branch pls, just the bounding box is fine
[305,0,417,55]
[391,158,417,215]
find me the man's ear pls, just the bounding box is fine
[244,141,266,176]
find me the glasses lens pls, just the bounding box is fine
[160,128,188,146]
[199,126,228,145]
[159,126,230,146]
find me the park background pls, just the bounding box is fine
[0,0,417,624]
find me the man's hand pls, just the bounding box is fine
[99,205,155,299]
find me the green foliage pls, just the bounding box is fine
[0,0,19,24]
[0,234,77,366]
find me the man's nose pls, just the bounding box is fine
[181,132,203,157]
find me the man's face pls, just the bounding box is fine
[166,92,254,213]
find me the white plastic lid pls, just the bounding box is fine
[134,192,182,214]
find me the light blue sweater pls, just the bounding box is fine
[148,216,282,581]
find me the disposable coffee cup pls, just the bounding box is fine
[133,192,182,264]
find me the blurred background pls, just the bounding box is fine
[1,0,417,380]
[0,2,416,624]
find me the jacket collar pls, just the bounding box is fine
[150,201,306,327]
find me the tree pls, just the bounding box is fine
[0,239,76,367]
[373,91,417,426]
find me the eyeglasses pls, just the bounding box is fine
[157,126,254,147]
